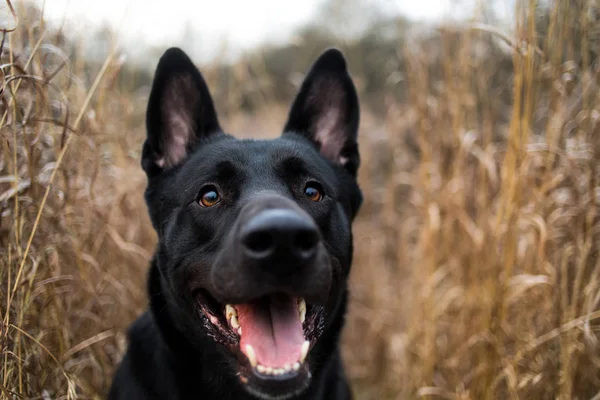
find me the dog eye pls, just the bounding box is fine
[198,186,221,207]
[304,183,323,202]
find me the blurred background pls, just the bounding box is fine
[1,0,599,398]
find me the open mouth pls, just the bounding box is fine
[194,290,325,394]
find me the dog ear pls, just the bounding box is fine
[142,47,222,176]
[282,48,360,176]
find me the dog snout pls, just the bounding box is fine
[240,209,320,263]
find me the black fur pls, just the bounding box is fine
[109,47,362,400]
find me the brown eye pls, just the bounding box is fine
[199,186,220,207]
[304,183,323,202]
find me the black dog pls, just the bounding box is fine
[109,47,362,400]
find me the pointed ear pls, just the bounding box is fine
[142,47,222,176]
[282,48,360,176]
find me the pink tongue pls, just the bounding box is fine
[237,296,304,368]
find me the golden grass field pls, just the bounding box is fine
[1,0,599,398]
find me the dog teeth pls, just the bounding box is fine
[226,304,237,318]
[297,298,306,323]
[230,314,240,329]
[300,340,310,363]
[245,345,257,367]
[255,363,298,375]
[226,304,241,333]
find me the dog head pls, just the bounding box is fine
[142,47,361,399]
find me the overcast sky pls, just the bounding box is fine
[33,0,512,62]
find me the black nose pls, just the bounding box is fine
[241,209,320,262]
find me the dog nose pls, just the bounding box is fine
[241,209,320,262]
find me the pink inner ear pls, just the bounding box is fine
[309,78,348,166]
[315,107,346,164]
[158,75,199,168]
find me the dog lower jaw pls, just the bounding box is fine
[243,378,312,400]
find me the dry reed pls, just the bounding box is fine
[1,0,599,399]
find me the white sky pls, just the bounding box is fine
[32,0,499,62]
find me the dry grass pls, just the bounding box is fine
[1,0,599,399]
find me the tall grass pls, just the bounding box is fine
[1,0,599,399]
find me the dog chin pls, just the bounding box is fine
[243,378,311,400]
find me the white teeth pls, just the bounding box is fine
[300,340,310,363]
[226,304,237,319]
[256,363,300,375]
[226,305,241,334]
[255,363,298,375]
[297,298,306,323]
[230,314,240,329]
[245,345,257,367]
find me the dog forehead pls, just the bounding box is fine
[188,136,326,173]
